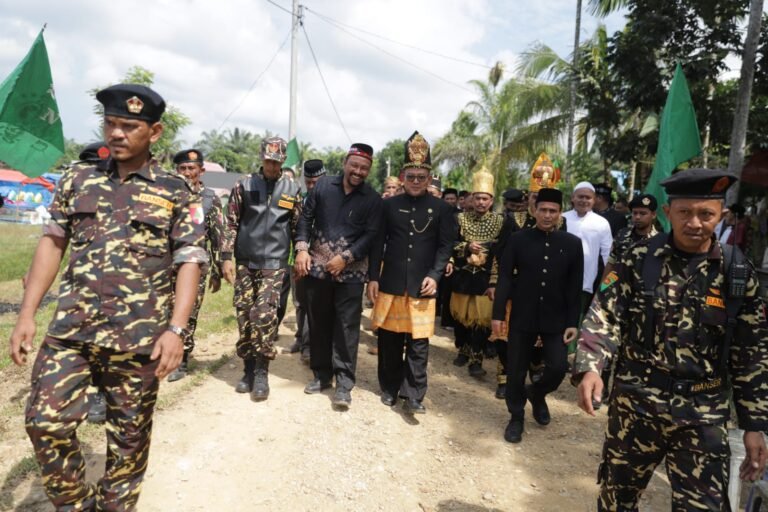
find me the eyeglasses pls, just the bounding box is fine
[404,174,429,183]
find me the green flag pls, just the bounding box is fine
[0,30,64,177]
[283,138,300,170]
[645,63,702,231]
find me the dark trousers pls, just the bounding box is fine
[454,322,489,364]
[439,275,455,328]
[305,277,364,390]
[294,276,310,352]
[276,268,292,326]
[377,328,429,401]
[506,330,568,419]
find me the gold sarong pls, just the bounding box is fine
[371,292,436,339]
[449,292,493,329]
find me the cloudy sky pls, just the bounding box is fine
[0,0,627,153]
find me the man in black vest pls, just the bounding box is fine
[221,137,302,401]
[368,131,456,414]
[295,143,383,409]
[493,188,583,443]
[167,149,223,382]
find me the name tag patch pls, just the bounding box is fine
[278,199,294,209]
[706,296,725,309]
[138,193,173,211]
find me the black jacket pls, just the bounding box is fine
[369,193,456,298]
[493,227,584,333]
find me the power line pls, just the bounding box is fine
[217,28,292,131]
[305,7,492,70]
[264,0,295,17]
[301,24,353,143]
[304,7,474,93]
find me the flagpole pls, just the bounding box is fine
[288,1,303,140]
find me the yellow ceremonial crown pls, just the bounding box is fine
[472,165,495,196]
[529,152,561,192]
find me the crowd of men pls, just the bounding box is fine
[8,83,768,511]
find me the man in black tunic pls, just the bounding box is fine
[368,131,456,414]
[492,188,584,443]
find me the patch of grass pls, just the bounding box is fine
[0,302,57,372]
[0,455,39,510]
[0,225,40,282]
[194,284,236,338]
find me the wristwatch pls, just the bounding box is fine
[167,324,187,338]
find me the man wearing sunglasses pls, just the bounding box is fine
[368,131,456,414]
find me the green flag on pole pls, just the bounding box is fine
[644,63,702,232]
[283,138,300,170]
[0,29,64,177]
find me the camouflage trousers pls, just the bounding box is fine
[598,393,730,511]
[25,337,159,512]
[234,265,286,360]
[173,268,209,355]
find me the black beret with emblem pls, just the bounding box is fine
[96,83,166,123]
[303,159,326,178]
[661,168,737,199]
[173,149,205,166]
[502,188,525,203]
[535,187,563,205]
[403,130,432,170]
[628,193,657,211]
[78,141,110,163]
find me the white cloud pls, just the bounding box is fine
[0,0,627,155]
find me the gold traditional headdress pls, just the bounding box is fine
[472,165,495,196]
[528,152,561,192]
[403,131,432,170]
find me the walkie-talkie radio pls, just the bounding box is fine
[728,260,750,299]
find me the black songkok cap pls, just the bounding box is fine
[96,83,166,123]
[535,188,563,206]
[628,193,657,212]
[79,141,110,162]
[661,168,737,199]
[347,143,374,162]
[303,159,326,178]
[173,149,204,166]
[593,183,612,198]
[502,188,525,203]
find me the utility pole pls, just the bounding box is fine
[288,0,303,140]
[566,0,582,187]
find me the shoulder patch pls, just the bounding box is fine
[600,271,619,292]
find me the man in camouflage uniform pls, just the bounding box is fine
[10,84,207,511]
[574,169,768,511]
[221,137,302,401]
[167,149,224,382]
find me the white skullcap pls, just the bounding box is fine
[573,181,595,192]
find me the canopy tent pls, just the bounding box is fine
[0,168,57,209]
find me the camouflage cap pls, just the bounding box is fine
[260,137,287,163]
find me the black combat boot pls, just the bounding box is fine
[236,358,255,393]
[167,352,189,382]
[251,354,270,401]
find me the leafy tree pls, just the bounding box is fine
[52,138,86,169]
[90,66,191,165]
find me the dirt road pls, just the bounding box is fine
[6,314,671,511]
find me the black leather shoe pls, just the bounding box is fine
[495,384,506,400]
[87,393,106,424]
[332,388,352,409]
[452,353,469,367]
[468,362,487,378]
[283,339,301,354]
[484,343,497,360]
[403,398,426,415]
[251,356,270,402]
[235,359,255,393]
[526,384,551,426]
[504,419,524,443]
[380,392,396,407]
[304,378,332,394]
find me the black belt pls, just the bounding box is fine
[618,359,725,397]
